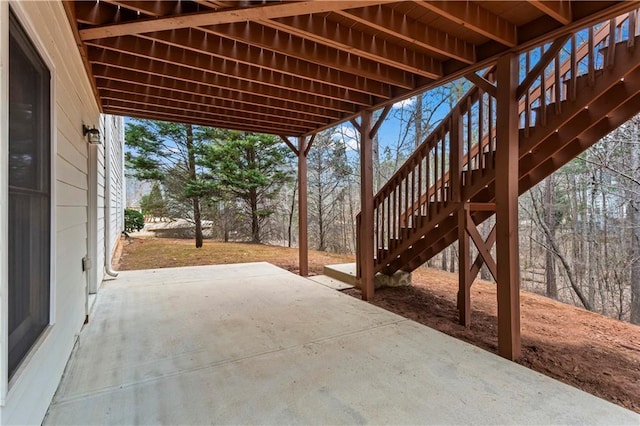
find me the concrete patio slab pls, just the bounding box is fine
[45,263,639,425]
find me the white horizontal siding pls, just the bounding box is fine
[1,1,101,424]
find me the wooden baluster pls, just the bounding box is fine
[387,192,391,251]
[489,96,495,166]
[608,18,616,69]
[404,173,409,232]
[411,164,415,229]
[588,26,595,85]
[393,185,397,245]
[466,102,473,187]
[440,135,446,204]
[540,47,547,127]
[426,149,431,218]
[417,154,423,227]
[554,54,561,113]
[629,10,637,50]
[570,35,577,101]
[525,51,531,137]
[478,90,485,172]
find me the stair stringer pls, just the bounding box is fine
[378,37,640,275]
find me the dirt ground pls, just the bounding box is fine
[118,236,640,414]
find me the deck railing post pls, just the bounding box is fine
[298,136,309,277]
[495,53,522,360]
[359,110,375,300]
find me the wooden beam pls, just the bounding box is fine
[304,134,317,157]
[528,1,572,25]
[298,137,309,277]
[98,87,327,126]
[103,100,305,133]
[470,224,496,279]
[457,209,471,327]
[86,36,377,103]
[370,105,392,139]
[465,210,498,281]
[335,5,476,64]
[359,110,375,300]
[101,1,180,17]
[350,118,361,134]
[87,44,371,106]
[201,22,415,89]
[261,15,442,79]
[96,80,338,122]
[495,53,521,361]
[281,136,299,156]
[104,106,302,135]
[134,30,392,99]
[92,64,358,115]
[79,1,394,40]
[412,1,518,47]
[101,95,312,131]
[465,72,496,98]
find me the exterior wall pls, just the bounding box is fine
[103,114,125,262]
[0,2,125,424]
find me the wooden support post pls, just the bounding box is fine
[457,208,471,327]
[298,136,309,277]
[495,53,521,360]
[359,110,375,300]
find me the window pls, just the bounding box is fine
[8,11,51,379]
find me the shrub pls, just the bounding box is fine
[124,208,144,233]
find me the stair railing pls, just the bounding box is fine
[356,9,638,278]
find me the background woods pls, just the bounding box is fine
[126,101,640,325]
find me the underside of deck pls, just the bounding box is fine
[44,263,637,425]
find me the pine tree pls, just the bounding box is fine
[203,131,293,243]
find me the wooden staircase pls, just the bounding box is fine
[357,11,640,285]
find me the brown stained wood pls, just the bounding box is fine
[133,30,392,99]
[96,81,338,122]
[200,22,415,89]
[465,210,498,281]
[528,1,572,25]
[85,37,379,103]
[304,133,316,157]
[469,223,497,280]
[92,66,353,118]
[87,47,371,108]
[465,72,496,98]
[517,34,571,98]
[64,0,635,138]
[334,5,475,64]
[102,1,180,17]
[411,1,518,47]
[99,87,327,126]
[495,53,521,361]
[457,209,471,327]
[298,137,309,276]
[104,106,299,135]
[359,110,375,301]
[261,15,442,79]
[79,1,393,40]
[101,95,312,131]
[280,136,299,156]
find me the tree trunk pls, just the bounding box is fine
[630,120,640,324]
[441,248,448,271]
[186,124,203,248]
[544,176,557,298]
[250,189,260,243]
[288,180,297,248]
